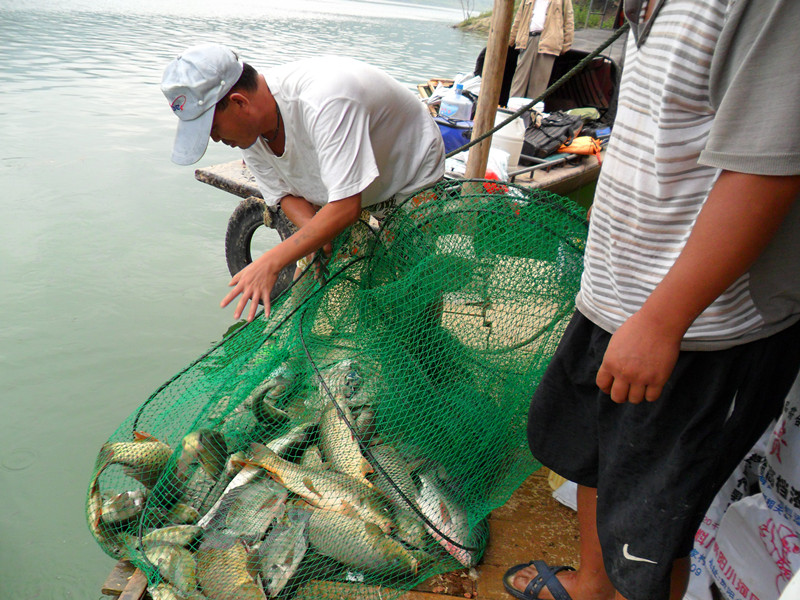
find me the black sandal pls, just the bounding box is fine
[502,560,576,600]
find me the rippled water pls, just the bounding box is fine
[0,2,486,597]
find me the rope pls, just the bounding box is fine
[445,22,630,159]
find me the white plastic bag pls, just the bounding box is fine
[444,147,509,183]
[707,374,800,600]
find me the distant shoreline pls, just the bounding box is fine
[454,11,493,35]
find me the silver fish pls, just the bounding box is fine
[264,421,318,456]
[195,540,266,600]
[257,507,310,596]
[345,374,379,409]
[196,444,291,531]
[319,401,372,485]
[142,524,201,548]
[307,509,418,577]
[144,543,197,596]
[315,359,362,404]
[415,471,483,567]
[238,446,394,534]
[220,476,288,541]
[100,489,148,526]
[191,451,247,518]
[367,445,418,511]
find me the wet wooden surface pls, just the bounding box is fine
[406,469,580,600]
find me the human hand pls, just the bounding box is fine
[595,311,682,404]
[220,253,281,322]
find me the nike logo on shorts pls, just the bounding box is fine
[622,544,657,564]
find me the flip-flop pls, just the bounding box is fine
[502,560,576,600]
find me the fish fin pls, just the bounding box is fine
[439,500,452,524]
[363,522,383,537]
[302,477,322,499]
[94,444,114,471]
[133,431,158,442]
[360,458,374,477]
[340,500,359,519]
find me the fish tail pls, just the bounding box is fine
[234,457,287,486]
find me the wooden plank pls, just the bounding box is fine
[295,579,475,600]
[101,560,137,596]
[118,568,148,600]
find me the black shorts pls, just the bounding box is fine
[527,311,800,600]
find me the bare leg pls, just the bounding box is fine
[508,485,614,600]
[508,485,691,600]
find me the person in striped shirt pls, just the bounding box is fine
[504,1,800,599]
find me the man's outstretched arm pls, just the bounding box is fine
[220,193,362,321]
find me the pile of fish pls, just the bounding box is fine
[87,359,488,600]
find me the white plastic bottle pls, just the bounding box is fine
[438,83,473,121]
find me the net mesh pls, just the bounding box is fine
[87,179,587,600]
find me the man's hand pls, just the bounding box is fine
[220,251,282,322]
[221,193,362,322]
[594,171,799,404]
[596,310,682,404]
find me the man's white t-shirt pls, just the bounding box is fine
[241,56,444,211]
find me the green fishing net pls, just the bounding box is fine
[87,179,587,600]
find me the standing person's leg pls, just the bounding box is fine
[524,50,556,100]
[506,484,616,600]
[509,34,556,100]
[509,34,538,99]
[505,313,800,600]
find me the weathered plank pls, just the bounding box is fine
[102,560,147,600]
[118,569,148,600]
[101,559,137,596]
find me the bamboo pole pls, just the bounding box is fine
[464,0,515,179]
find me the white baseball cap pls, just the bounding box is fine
[161,44,244,165]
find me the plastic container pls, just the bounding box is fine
[438,84,473,121]
[508,96,545,114]
[491,111,525,167]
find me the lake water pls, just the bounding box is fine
[0,2,487,597]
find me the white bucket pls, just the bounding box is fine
[508,96,545,113]
[491,112,525,167]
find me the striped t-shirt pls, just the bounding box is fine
[576,0,800,350]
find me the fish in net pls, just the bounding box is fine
[86,179,587,600]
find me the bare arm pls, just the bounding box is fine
[281,195,321,230]
[220,193,362,321]
[596,170,800,404]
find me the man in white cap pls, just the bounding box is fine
[161,44,444,322]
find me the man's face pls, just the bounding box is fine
[210,98,258,150]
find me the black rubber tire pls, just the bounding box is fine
[224,197,295,301]
[225,197,266,276]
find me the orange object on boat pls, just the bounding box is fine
[558,136,603,164]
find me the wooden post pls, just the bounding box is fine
[464,0,515,179]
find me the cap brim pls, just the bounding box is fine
[171,106,215,165]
